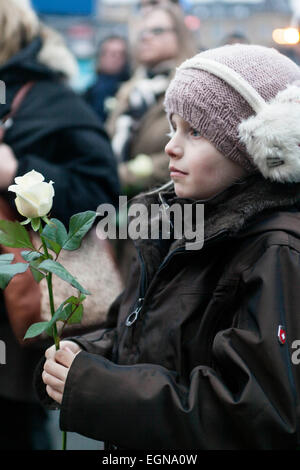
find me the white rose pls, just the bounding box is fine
[8,170,55,218]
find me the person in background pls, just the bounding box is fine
[0,0,120,450]
[106,3,196,197]
[220,31,250,46]
[278,44,300,66]
[106,3,196,281]
[84,36,130,123]
[138,0,181,12]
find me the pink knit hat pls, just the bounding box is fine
[164,44,300,182]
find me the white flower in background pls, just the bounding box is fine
[8,170,54,219]
[127,154,154,178]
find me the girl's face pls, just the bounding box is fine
[165,114,248,200]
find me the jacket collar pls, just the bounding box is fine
[131,173,300,254]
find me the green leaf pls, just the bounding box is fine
[64,303,83,324]
[24,321,50,339]
[0,253,14,264]
[38,259,90,294]
[50,301,67,323]
[0,262,29,289]
[41,235,61,256]
[21,250,43,262]
[21,251,45,282]
[63,211,97,251]
[64,295,80,305]
[64,294,86,305]
[41,216,53,226]
[41,219,68,255]
[29,264,45,283]
[0,220,35,250]
[31,218,41,232]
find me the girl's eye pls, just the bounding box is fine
[190,128,201,137]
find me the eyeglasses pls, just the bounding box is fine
[138,27,175,39]
[138,0,179,8]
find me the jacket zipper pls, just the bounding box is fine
[124,228,229,328]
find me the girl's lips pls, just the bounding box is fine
[169,166,188,178]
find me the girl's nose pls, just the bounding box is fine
[165,137,183,159]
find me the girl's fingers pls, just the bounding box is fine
[45,345,56,360]
[44,358,68,382]
[42,370,65,393]
[46,385,63,405]
[55,348,75,368]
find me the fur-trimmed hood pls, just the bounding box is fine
[0,30,77,81]
[37,25,78,80]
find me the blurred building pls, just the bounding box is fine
[31,0,298,91]
[189,0,293,48]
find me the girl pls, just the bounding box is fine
[38,44,300,449]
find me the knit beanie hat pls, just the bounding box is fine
[164,44,300,183]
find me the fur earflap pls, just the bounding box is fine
[239,85,300,183]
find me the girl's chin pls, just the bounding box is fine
[174,183,215,200]
[174,184,192,199]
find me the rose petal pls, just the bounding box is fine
[15,194,40,218]
[14,170,45,187]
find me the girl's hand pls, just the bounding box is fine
[42,342,82,404]
[0,144,18,190]
[45,340,82,361]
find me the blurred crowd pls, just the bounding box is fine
[0,0,299,451]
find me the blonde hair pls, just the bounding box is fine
[0,2,77,79]
[0,1,39,65]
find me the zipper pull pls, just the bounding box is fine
[125,298,144,327]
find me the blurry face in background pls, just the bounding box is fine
[98,38,127,75]
[138,0,178,12]
[136,10,179,67]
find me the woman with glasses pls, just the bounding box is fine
[106,3,196,198]
[106,4,196,281]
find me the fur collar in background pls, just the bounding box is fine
[9,0,78,80]
[38,25,78,80]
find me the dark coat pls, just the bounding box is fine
[0,36,120,403]
[36,174,300,449]
[84,69,130,123]
[0,37,120,225]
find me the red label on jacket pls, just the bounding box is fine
[278,325,286,345]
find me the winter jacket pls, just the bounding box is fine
[35,173,300,449]
[0,35,120,403]
[84,69,130,123]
